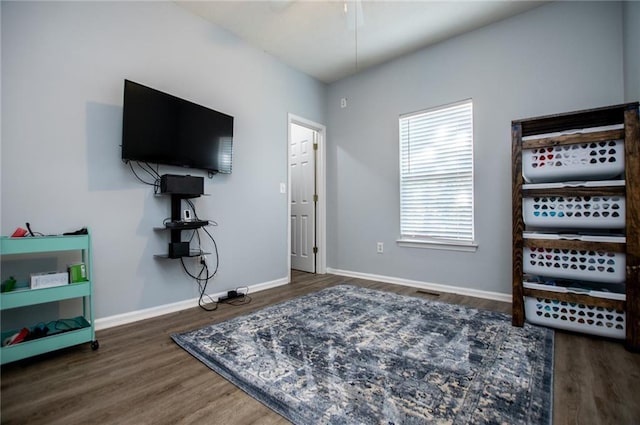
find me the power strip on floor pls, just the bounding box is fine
[218,289,244,302]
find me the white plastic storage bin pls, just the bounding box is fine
[523,233,626,283]
[524,281,625,339]
[524,246,626,283]
[523,194,625,229]
[522,139,624,183]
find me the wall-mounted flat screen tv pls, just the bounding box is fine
[121,79,233,174]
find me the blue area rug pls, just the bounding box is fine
[172,285,553,424]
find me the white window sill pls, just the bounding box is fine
[397,238,478,252]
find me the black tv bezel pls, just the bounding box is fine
[121,79,234,175]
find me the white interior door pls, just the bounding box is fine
[290,123,316,273]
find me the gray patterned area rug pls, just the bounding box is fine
[172,285,553,424]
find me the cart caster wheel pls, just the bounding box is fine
[91,340,99,350]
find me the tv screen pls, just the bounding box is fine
[121,79,233,174]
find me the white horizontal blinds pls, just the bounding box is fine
[400,99,474,242]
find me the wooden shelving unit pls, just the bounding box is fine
[512,102,639,351]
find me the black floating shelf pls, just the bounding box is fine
[153,250,211,259]
[153,221,210,231]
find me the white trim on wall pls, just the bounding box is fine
[94,276,289,331]
[326,268,512,303]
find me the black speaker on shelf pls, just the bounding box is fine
[160,174,204,196]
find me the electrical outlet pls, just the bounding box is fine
[377,242,384,254]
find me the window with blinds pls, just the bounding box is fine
[399,99,474,246]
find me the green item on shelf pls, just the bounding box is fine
[68,263,87,283]
[1,276,16,292]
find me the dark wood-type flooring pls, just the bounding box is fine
[2,271,639,424]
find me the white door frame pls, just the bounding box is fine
[287,113,327,281]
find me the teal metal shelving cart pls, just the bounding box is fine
[0,232,97,364]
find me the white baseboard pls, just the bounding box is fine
[94,276,289,331]
[326,268,511,303]
[245,276,290,294]
[95,271,510,331]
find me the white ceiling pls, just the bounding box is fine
[177,1,546,84]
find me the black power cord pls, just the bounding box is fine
[180,255,218,311]
[127,161,159,187]
[179,203,253,310]
[218,287,252,306]
[179,200,220,311]
[167,183,252,310]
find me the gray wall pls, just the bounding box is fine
[624,1,640,102]
[1,1,326,319]
[325,1,626,294]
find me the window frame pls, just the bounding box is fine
[396,99,477,252]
